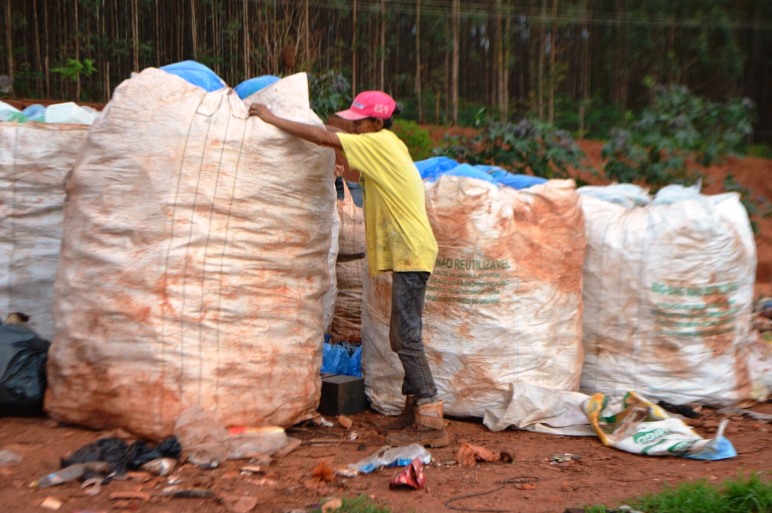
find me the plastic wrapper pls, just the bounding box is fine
[583,391,736,460]
[348,443,431,474]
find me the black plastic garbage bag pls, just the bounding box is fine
[0,323,51,416]
[61,436,181,478]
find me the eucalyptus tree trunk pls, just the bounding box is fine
[75,0,81,101]
[5,0,14,95]
[352,0,357,94]
[379,0,385,91]
[579,0,592,139]
[190,0,198,59]
[537,0,546,119]
[451,0,460,126]
[548,0,557,124]
[415,0,423,122]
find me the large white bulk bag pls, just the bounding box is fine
[362,177,586,430]
[0,123,89,340]
[580,186,757,406]
[46,70,336,439]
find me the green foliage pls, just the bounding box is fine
[583,473,771,513]
[723,174,772,234]
[392,119,433,161]
[436,118,587,179]
[749,144,772,159]
[51,58,97,81]
[601,84,756,189]
[311,495,391,513]
[629,473,771,513]
[309,70,351,122]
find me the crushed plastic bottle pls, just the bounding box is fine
[29,461,110,488]
[348,443,432,475]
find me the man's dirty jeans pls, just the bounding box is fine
[389,271,438,404]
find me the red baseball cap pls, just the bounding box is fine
[335,91,396,120]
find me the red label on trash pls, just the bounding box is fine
[389,458,426,490]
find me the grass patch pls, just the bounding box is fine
[584,473,771,513]
[311,494,392,513]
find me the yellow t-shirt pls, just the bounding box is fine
[338,130,438,276]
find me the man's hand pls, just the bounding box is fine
[248,103,272,120]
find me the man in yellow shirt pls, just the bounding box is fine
[249,91,448,447]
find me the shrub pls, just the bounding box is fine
[435,117,588,179]
[309,70,351,121]
[601,84,756,190]
[392,119,433,160]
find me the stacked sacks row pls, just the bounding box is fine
[2,60,761,437]
[360,159,759,432]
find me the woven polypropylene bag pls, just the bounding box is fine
[1,122,89,340]
[362,178,586,426]
[46,71,336,438]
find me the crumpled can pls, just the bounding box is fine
[388,458,426,490]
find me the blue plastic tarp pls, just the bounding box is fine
[415,156,548,190]
[160,60,227,92]
[234,75,281,99]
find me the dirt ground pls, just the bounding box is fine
[1,401,770,513]
[1,128,770,513]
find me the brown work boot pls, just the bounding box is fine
[378,395,415,431]
[385,400,450,448]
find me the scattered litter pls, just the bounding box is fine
[334,466,358,478]
[349,444,431,474]
[40,497,63,510]
[61,436,180,476]
[500,451,515,463]
[346,431,358,440]
[30,461,110,488]
[0,449,22,467]
[583,391,737,460]
[140,457,176,476]
[389,458,426,490]
[457,443,500,466]
[313,415,334,428]
[239,465,264,475]
[338,416,353,429]
[657,401,701,419]
[311,460,336,483]
[550,453,582,465]
[80,477,103,496]
[174,406,289,468]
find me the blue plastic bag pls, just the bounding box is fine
[321,342,362,377]
[159,60,227,92]
[234,75,280,99]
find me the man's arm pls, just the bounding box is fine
[249,103,343,149]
